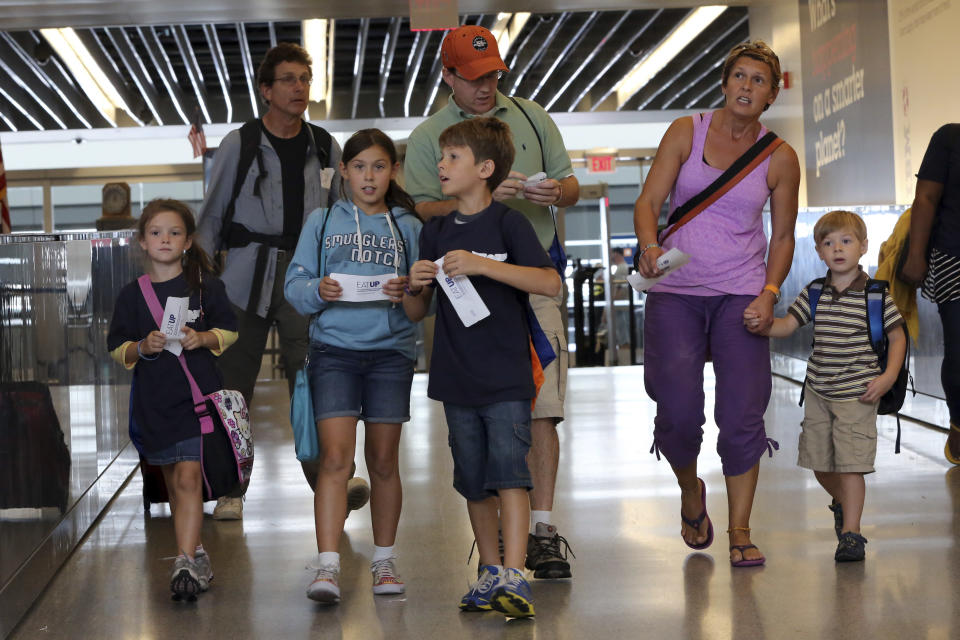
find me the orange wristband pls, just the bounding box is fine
[763,284,781,303]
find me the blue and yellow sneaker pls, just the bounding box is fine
[490,567,535,618]
[459,565,501,611]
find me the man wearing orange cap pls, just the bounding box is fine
[405,25,579,580]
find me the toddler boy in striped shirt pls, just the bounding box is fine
[748,210,906,563]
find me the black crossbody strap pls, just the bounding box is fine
[660,129,783,244]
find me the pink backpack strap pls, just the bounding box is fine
[136,275,215,435]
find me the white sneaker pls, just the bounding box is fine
[212,496,243,520]
[307,565,341,604]
[371,557,405,595]
[346,477,370,514]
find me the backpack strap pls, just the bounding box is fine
[217,120,264,252]
[218,119,333,253]
[864,279,888,359]
[799,277,827,408]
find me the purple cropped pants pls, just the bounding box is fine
[643,292,776,476]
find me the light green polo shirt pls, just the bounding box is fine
[404,91,574,249]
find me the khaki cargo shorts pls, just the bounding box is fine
[798,389,878,474]
[530,288,567,423]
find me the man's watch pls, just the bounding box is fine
[763,284,781,304]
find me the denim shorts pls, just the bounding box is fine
[307,342,415,423]
[145,436,201,466]
[443,400,533,501]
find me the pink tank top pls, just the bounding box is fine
[651,111,773,296]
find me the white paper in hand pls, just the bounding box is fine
[627,248,691,292]
[331,272,395,302]
[435,256,490,327]
[161,296,189,356]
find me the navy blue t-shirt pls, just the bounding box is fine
[107,273,236,455]
[917,123,960,257]
[418,201,553,406]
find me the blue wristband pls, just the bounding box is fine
[137,340,159,360]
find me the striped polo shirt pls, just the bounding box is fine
[788,269,904,401]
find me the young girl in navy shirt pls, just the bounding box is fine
[285,129,422,604]
[107,199,237,601]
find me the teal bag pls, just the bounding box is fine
[290,361,319,462]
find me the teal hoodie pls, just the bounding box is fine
[284,199,421,360]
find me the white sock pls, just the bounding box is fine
[195,544,205,556]
[372,545,395,562]
[531,510,552,534]
[317,551,340,569]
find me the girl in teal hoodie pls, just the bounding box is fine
[284,129,422,605]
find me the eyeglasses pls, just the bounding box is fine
[452,70,504,87]
[274,74,313,87]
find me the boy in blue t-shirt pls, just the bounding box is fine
[403,117,561,618]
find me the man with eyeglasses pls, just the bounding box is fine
[197,43,370,521]
[405,25,580,580]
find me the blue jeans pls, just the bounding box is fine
[443,400,533,501]
[145,436,201,466]
[307,342,414,423]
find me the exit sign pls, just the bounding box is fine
[588,155,616,174]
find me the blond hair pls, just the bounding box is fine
[813,210,867,245]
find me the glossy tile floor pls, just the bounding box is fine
[10,368,960,640]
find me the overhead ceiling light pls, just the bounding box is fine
[490,13,530,56]
[303,19,332,114]
[614,6,727,108]
[40,27,136,126]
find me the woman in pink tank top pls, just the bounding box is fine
[632,41,801,567]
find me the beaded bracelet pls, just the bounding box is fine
[137,340,159,361]
[403,284,423,297]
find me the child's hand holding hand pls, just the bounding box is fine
[743,308,762,331]
[140,330,166,355]
[318,276,342,302]
[442,250,486,277]
[383,275,407,303]
[408,260,439,292]
[860,372,896,404]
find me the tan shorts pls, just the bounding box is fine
[530,288,568,422]
[798,389,878,473]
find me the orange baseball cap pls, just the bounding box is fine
[441,26,509,81]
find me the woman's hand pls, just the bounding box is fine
[743,293,775,334]
[180,327,208,351]
[318,276,342,302]
[899,252,928,287]
[140,330,166,355]
[383,275,407,303]
[636,246,665,278]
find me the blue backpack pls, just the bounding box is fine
[801,277,913,453]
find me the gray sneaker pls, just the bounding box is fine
[194,550,214,591]
[170,555,201,601]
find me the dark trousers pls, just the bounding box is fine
[939,298,960,425]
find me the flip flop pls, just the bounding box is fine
[945,423,960,465]
[730,544,766,567]
[680,477,713,550]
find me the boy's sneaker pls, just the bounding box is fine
[828,500,843,541]
[194,550,214,591]
[459,564,501,612]
[371,557,405,595]
[346,477,371,515]
[170,555,202,601]
[835,532,868,562]
[212,496,243,520]
[490,567,535,618]
[307,565,341,604]
[525,522,575,579]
